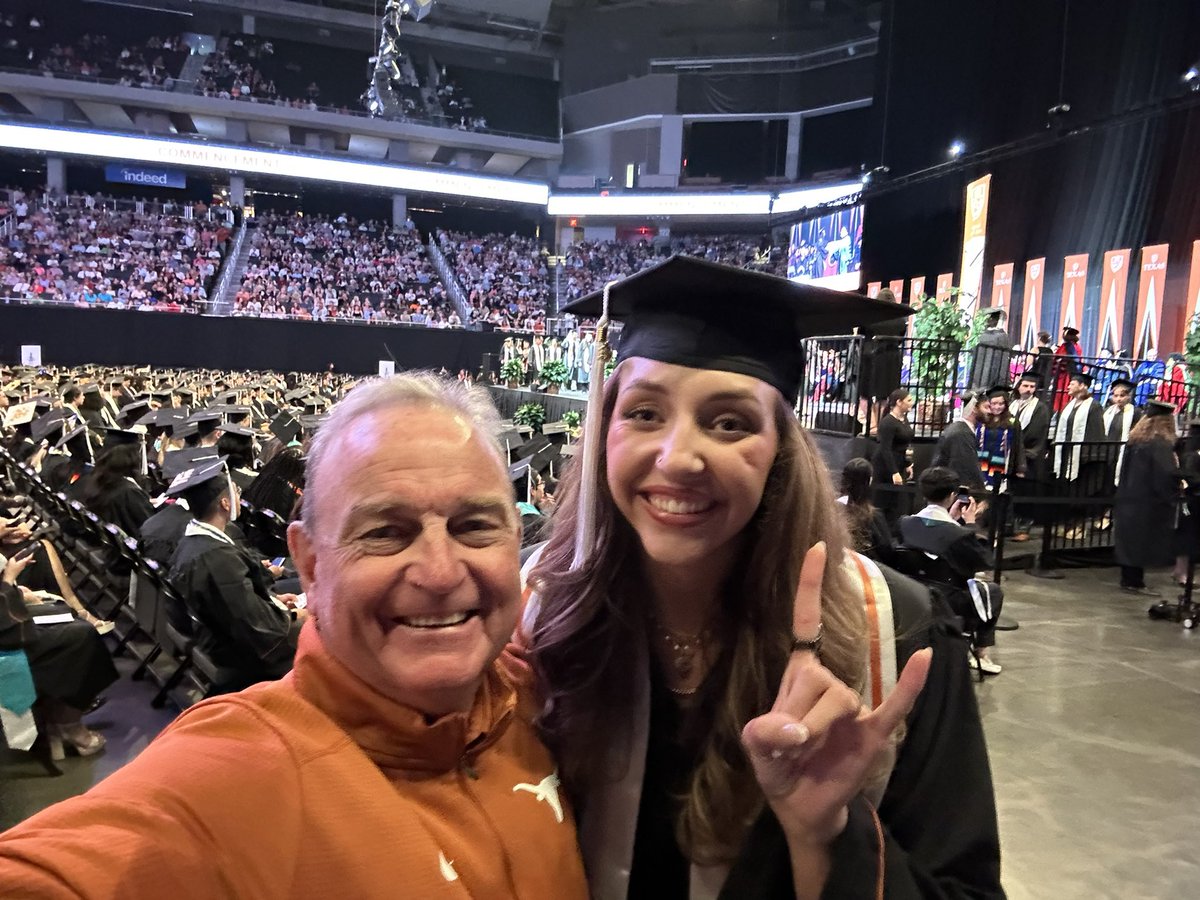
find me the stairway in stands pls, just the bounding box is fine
[173,35,217,93]
[208,224,254,315]
[425,237,473,324]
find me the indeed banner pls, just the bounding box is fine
[958,174,991,311]
[1098,249,1131,354]
[104,163,187,189]
[1060,254,1089,348]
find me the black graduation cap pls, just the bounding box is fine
[1068,371,1094,387]
[298,414,327,433]
[82,383,101,396]
[5,402,37,427]
[562,255,913,403]
[508,455,536,501]
[118,400,151,428]
[162,447,221,481]
[187,410,223,437]
[1144,400,1175,418]
[985,384,1011,399]
[220,405,253,423]
[1062,326,1080,338]
[1016,371,1042,385]
[103,428,145,447]
[31,409,71,443]
[284,388,311,403]
[269,412,302,445]
[165,456,230,512]
[1109,377,1135,392]
[172,421,200,442]
[55,424,94,461]
[151,390,173,402]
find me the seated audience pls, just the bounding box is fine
[77,440,154,537]
[838,456,896,565]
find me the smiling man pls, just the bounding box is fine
[0,374,588,900]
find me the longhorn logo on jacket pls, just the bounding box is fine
[512,771,564,823]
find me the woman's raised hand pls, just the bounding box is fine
[741,542,932,846]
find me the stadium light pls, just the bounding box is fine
[0,122,549,206]
[949,140,965,158]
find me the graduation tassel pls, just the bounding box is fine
[571,280,615,572]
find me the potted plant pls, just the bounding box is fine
[539,359,570,395]
[513,401,546,434]
[500,357,525,389]
[562,408,582,438]
[910,290,970,432]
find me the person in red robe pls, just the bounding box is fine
[1051,326,1083,412]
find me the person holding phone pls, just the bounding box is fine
[899,467,1004,675]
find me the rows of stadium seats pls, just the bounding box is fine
[437,230,552,330]
[0,191,228,312]
[232,213,459,325]
[0,3,188,88]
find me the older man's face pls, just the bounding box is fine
[289,405,521,717]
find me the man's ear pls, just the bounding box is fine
[288,521,317,595]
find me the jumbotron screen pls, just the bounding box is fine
[785,204,864,291]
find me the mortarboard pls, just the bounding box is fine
[56,424,95,462]
[1062,326,1080,338]
[31,409,71,444]
[1068,371,1094,387]
[162,447,221,481]
[186,410,223,437]
[1144,400,1175,418]
[165,456,231,513]
[562,255,912,405]
[103,428,145,447]
[985,385,1010,399]
[1109,377,1135,392]
[1016,371,1042,384]
[118,400,151,428]
[82,383,101,395]
[6,402,37,427]
[269,412,302,445]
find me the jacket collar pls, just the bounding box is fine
[288,620,517,775]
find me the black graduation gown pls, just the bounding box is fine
[1113,439,1180,569]
[628,569,1004,899]
[139,502,193,568]
[88,479,155,538]
[167,530,300,689]
[931,421,985,490]
[5,589,118,710]
[1014,400,1051,483]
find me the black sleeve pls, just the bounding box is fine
[200,549,296,668]
[876,417,900,476]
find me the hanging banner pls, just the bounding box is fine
[910,275,927,301]
[1020,258,1046,349]
[1185,240,1200,338]
[1059,254,1089,349]
[866,282,882,298]
[1097,249,1131,354]
[990,262,1014,316]
[958,174,991,312]
[1133,243,1169,358]
[935,273,954,302]
[889,278,905,301]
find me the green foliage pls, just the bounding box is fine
[539,359,570,386]
[604,356,616,378]
[911,292,970,399]
[513,402,546,432]
[1185,314,1200,372]
[500,357,525,383]
[562,409,582,430]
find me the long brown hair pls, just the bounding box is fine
[528,365,867,865]
[1127,413,1176,445]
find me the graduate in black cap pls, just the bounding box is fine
[78,430,155,538]
[521,256,1002,899]
[1009,372,1052,541]
[1052,370,1106,484]
[165,458,305,690]
[1050,325,1083,413]
[1113,401,1181,594]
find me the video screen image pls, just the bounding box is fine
[786,204,864,291]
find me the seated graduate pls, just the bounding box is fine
[837,456,897,567]
[1,547,117,760]
[898,466,1004,676]
[165,458,303,690]
[77,432,155,537]
[0,374,588,900]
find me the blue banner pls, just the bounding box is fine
[104,163,186,189]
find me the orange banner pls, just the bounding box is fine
[866,281,882,298]
[1097,249,1131,354]
[990,263,1014,316]
[888,278,905,301]
[1059,254,1089,347]
[935,273,953,302]
[1020,258,1046,349]
[1185,240,1200,338]
[1133,244,1169,358]
[958,174,991,312]
[911,276,927,301]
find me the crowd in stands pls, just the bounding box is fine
[0,11,188,87]
[233,213,458,326]
[0,191,227,312]
[437,230,551,330]
[435,76,486,132]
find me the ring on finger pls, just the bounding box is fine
[790,621,823,656]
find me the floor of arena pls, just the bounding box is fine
[3,565,1198,897]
